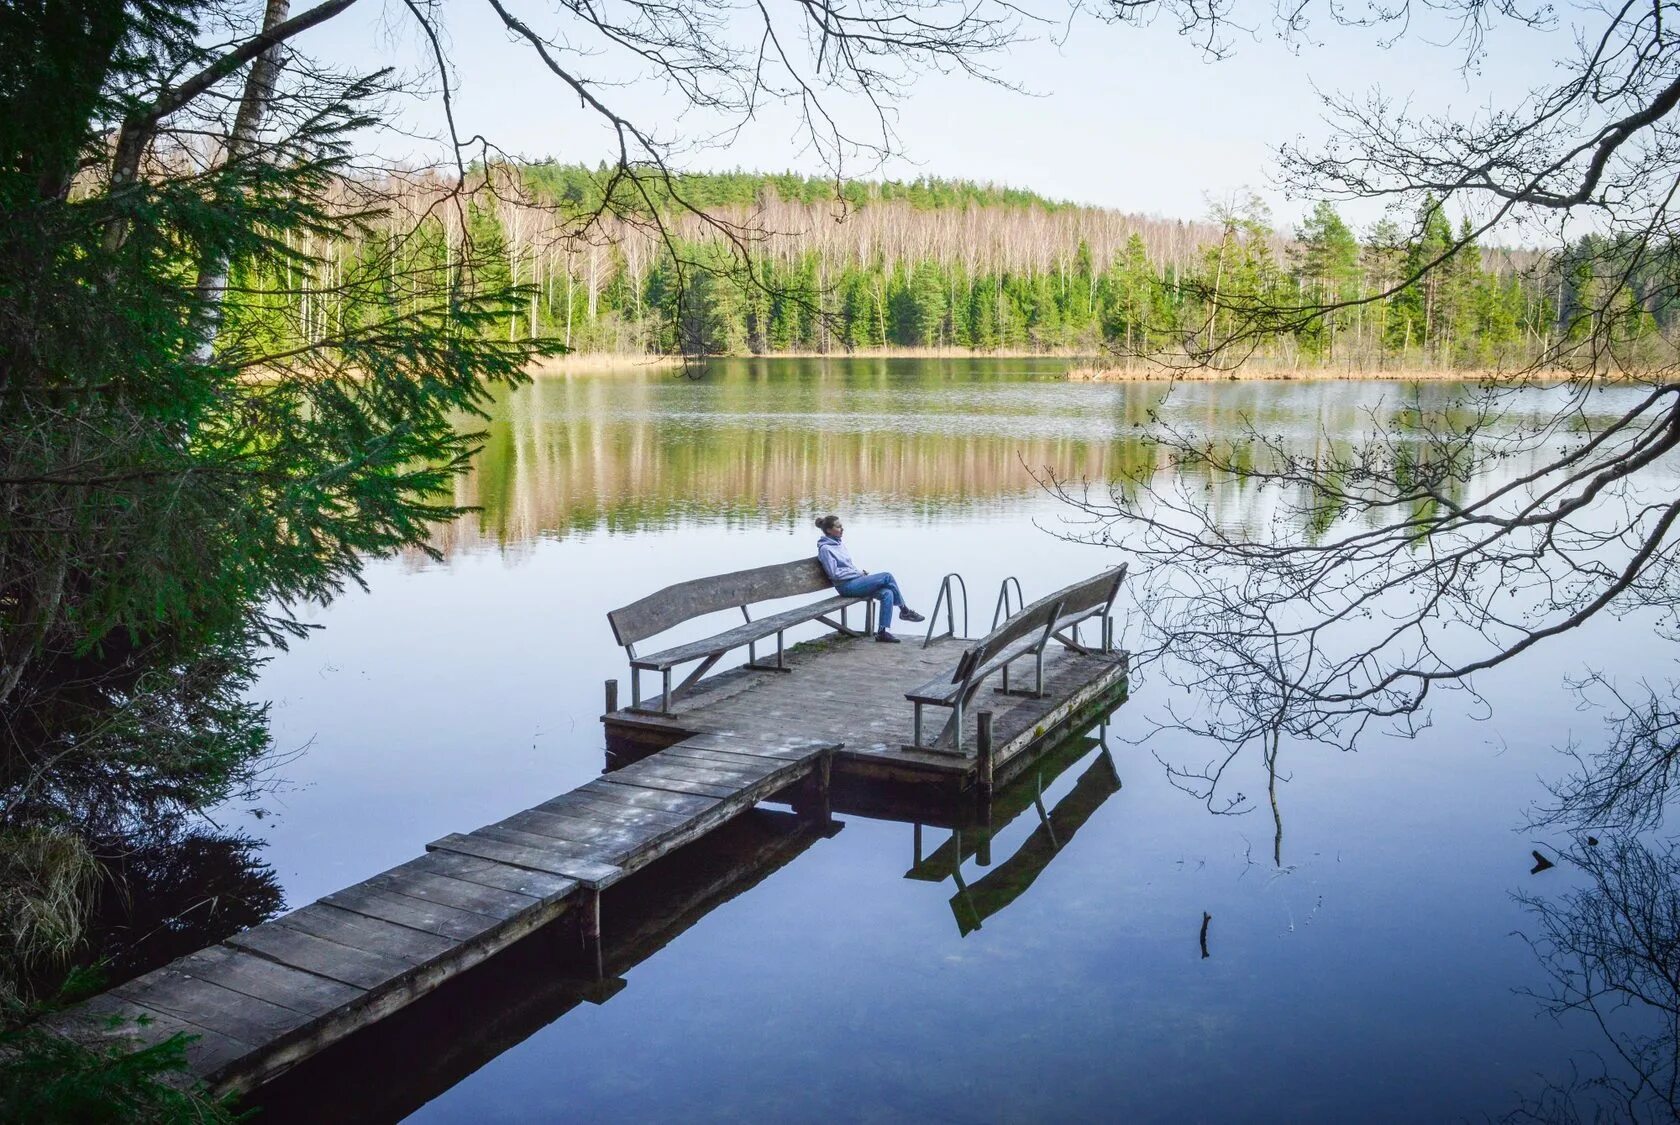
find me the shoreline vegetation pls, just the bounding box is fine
[530,349,1592,382]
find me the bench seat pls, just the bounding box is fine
[633,594,862,671]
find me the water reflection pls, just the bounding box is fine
[82,828,284,988]
[429,362,1637,558]
[1510,835,1680,1122]
[904,727,1123,937]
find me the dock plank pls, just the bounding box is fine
[596,773,741,800]
[276,904,456,967]
[680,732,834,761]
[161,945,365,1017]
[428,832,624,888]
[617,758,770,788]
[655,746,786,775]
[364,867,540,921]
[410,850,579,902]
[514,801,681,839]
[111,969,312,1047]
[576,778,721,816]
[229,922,413,992]
[471,823,647,867]
[319,885,499,944]
[499,808,669,853]
[537,790,692,830]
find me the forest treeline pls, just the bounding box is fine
[233,164,1664,368]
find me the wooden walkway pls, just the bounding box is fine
[46,732,838,1096]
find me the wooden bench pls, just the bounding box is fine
[905,565,1127,754]
[608,559,874,714]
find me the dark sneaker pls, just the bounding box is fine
[875,630,901,643]
[899,608,926,623]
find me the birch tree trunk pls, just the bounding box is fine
[192,0,292,363]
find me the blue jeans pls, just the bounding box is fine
[836,572,904,631]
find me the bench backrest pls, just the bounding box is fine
[1046,563,1128,622]
[947,564,1127,684]
[952,592,1066,684]
[608,558,834,647]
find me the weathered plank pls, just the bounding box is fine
[320,884,500,944]
[498,808,667,854]
[228,922,413,992]
[156,945,364,1018]
[111,968,311,1047]
[655,746,787,775]
[596,773,741,800]
[410,850,578,902]
[538,790,692,830]
[576,778,721,816]
[516,801,682,840]
[275,904,456,967]
[428,832,624,888]
[616,757,769,790]
[677,733,823,762]
[364,867,539,921]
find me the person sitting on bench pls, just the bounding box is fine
[814,515,925,643]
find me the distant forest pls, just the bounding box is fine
[233,164,1665,368]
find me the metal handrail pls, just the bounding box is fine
[922,572,969,648]
[990,575,1024,631]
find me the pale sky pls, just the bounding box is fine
[309,0,1562,236]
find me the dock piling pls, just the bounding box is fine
[976,710,995,799]
[605,678,618,714]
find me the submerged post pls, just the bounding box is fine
[976,710,995,798]
[605,678,619,714]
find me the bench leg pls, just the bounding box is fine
[661,668,672,714]
[913,702,924,749]
[777,630,785,669]
[630,668,642,709]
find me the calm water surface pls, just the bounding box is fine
[234,359,1660,1122]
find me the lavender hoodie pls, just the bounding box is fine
[816,535,863,584]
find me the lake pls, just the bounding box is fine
[227,358,1664,1121]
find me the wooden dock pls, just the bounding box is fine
[604,631,1128,816]
[46,626,1128,1104]
[46,732,840,1096]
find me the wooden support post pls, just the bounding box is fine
[582,889,604,980]
[802,752,832,826]
[976,710,995,799]
[605,678,618,714]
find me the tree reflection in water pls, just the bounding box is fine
[1511,836,1680,1123]
[81,828,284,988]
